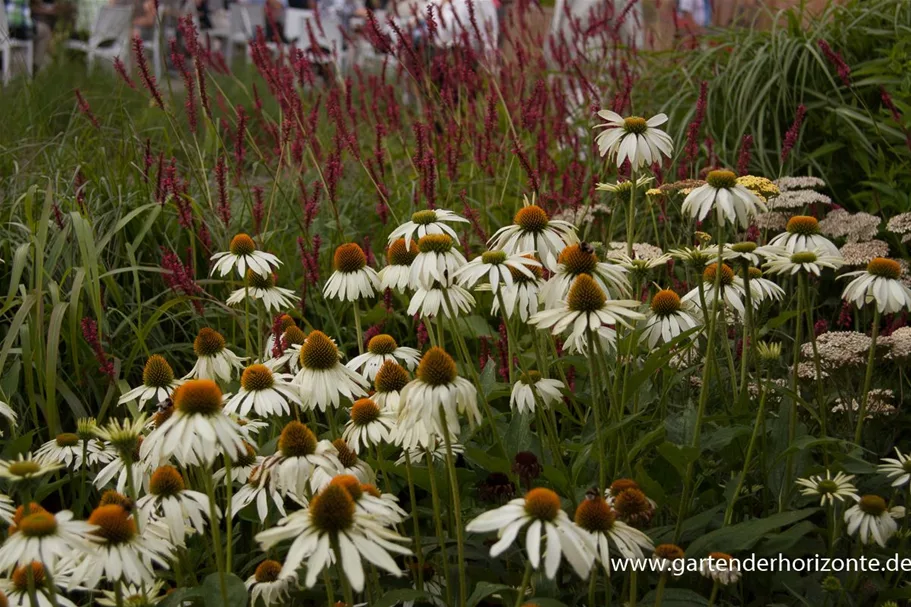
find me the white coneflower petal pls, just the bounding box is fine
[227,270,300,313]
[324,243,381,302]
[509,372,564,414]
[488,197,579,271]
[291,331,369,412]
[183,328,246,383]
[844,495,899,547]
[387,209,469,249]
[210,233,281,279]
[877,448,911,488]
[795,470,859,507]
[840,258,911,314]
[594,112,673,169]
[224,364,301,419]
[682,170,766,229]
[346,335,420,381]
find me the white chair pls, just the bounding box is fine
[294,9,344,70]
[65,6,133,72]
[223,2,263,66]
[0,3,35,85]
[283,7,310,44]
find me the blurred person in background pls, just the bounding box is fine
[4,0,53,69]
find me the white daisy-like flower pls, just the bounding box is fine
[593,111,673,169]
[255,482,412,592]
[0,508,94,574]
[767,215,841,257]
[395,438,466,466]
[267,421,343,500]
[324,243,381,302]
[343,398,396,453]
[393,347,481,450]
[213,442,261,486]
[488,197,579,271]
[136,465,216,547]
[700,552,741,585]
[573,495,655,576]
[745,268,787,303]
[263,314,298,360]
[224,364,301,419]
[595,174,654,193]
[640,289,701,349]
[387,209,469,249]
[0,454,62,484]
[682,170,767,229]
[651,544,686,578]
[530,274,644,354]
[346,334,420,381]
[372,360,411,413]
[795,470,859,507]
[760,247,844,277]
[97,580,167,606]
[840,257,911,314]
[0,400,17,425]
[331,440,376,486]
[246,560,297,606]
[454,249,541,295]
[465,487,594,580]
[183,328,246,383]
[93,450,152,495]
[328,474,405,526]
[409,234,468,288]
[510,372,564,414]
[140,379,246,468]
[64,504,173,589]
[0,562,78,607]
[226,270,300,313]
[290,331,369,412]
[681,263,750,317]
[235,416,269,441]
[540,243,630,308]
[35,432,108,470]
[408,282,476,319]
[0,494,13,525]
[713,241,761,267]
[210,233,281,279]
[488,261,544,322]
[263,325,308,374]
[605,251,672,276]
[118,355,184,410]
[844,495,901,547]
[379,238,419,293]
[231,464,287,522]
[877,448,911,488]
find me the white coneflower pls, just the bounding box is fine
[682,170,767,229]
[715,241,761,267]
[488,197,579,271]
[346,334,420,381]
[408,282,476,319]
[640,289,701,349]
[387,209,469,249]
[224,364,301,419]
[140,379,246,467]
[118,355,183,410]
[379,238,419,293]
[35,432,107,470]
[291,331,369,412]
[510,371,564,414]
[393,347,481,450]
[530,274,644,354]
[136,465,215,546]
[0,494,13,525]
[210,233,281,278]
[540,243,630,307]
[255,482,412,592]
[844,495,900,547]
[93,417,151,494]
[327,474,404,526]
[489,258,544,322]
[213,442,261,486]
[840,257,911,314]
[682,263,750,316]
[184,328,246,383]
[245,559,297,606]
[768,215,841,257]
[263,325,308,374]
[97,580,167,606]
[231,465,286,522]
[745,268,786,304]
[877,448,911,488]
[651,543,686,578]
[395,438,465,466]
[263,314,297,360]
[0,400,16,425]
[65,504,172,589]
[595,174,654,193]
[342,398,396,454]
[593,112,673,169]
[331,440,376,486]
[372,360,411,413]
[267,421,342,499]
[573,495,654,575]
[409,234,467,288]
[0,562,78,607]
[0,454,62,484]
[761,248,844,277]
[795,471,859,507]
[226,270,300,313]
[466,487,593,580]
[700,552,741,585]
[454,249,541,295]
[0,507,93,574]
[324,243,381,302]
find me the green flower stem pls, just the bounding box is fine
[224,453,234,572]
[514,561,533,607]
[783,272,806,511]
[587,330,608,492]
[803,281,828,464]
[739,266,754,401]
[426,447,453,606]
[243,283,252,357]
[332,535,356,607]
[439,405,467,607]
[403,451,425,592]
[588,568,598,607]
[630,569,638,607]
[626,170,637,258]
[854,306,880,444]
[707,580,720,607]
[724,368,769,525]
[353,301,364,355]
[201,471,229,606]
[653,572,669,607]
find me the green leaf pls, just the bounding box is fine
[640,588,709,607]
[160,587,204,606]
[467,582,516,607]
[372,589,430,607]
[656,442,700,478]
[685,508,819,557]
[202,572,248,607]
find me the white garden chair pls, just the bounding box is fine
[65,5,133,72]
[223,2,263,66]
[0,3,35,85]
